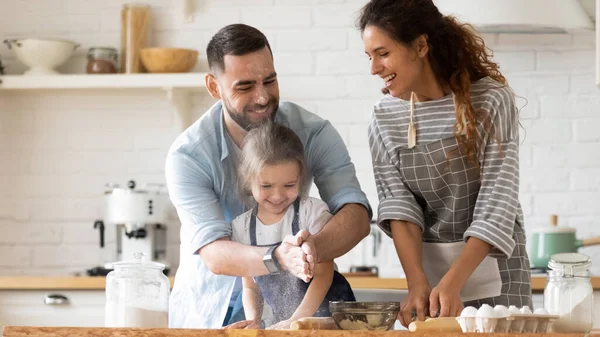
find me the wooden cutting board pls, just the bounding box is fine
[1,326,594,337]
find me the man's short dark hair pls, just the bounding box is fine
[206,24,273,74]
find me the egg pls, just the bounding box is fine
[508,305,521,315]
[507,305,525,333]
[493,305,510,318]
[476,304,498,333]
[521,306,532,314]
[460,306,478,317]
[494,305,511,333]
[476,304,497,318]
[534,308,549,315]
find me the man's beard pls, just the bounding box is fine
[223,96,279,131]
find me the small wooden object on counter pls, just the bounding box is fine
[2,326,596,336]
[408,317,462,333]
[289,317,339,330]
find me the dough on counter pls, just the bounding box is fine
[337,319,371,330]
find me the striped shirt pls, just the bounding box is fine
[369,77,532,307]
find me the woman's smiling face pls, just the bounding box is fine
[363,25,426,98]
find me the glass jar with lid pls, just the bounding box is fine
[543,252,594,333]
[86,47,118,74]
[105,252,170,328]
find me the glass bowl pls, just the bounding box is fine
[329,301,400,330]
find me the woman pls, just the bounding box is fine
[358,0,532,327]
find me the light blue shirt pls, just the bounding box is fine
[165,100,371,328]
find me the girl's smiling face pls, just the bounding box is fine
[251,160,301,216]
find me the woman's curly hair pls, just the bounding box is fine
[358,0,507,163]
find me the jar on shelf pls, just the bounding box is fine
[104,252,170,328]
[543,252,594,333]
[120,4,151,73]
[86,47,118,74]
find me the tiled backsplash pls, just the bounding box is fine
[1,0,600,275]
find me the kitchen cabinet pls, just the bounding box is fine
[0,73,211,131]
[0,290,105,327]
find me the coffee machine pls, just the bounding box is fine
[89,180,171,276]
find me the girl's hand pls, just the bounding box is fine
[429,283,463,318]
[266,319,293,330]
[399,282,431,328]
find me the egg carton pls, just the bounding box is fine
[456,313,560,333]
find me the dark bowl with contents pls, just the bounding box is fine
[329,301,401,330]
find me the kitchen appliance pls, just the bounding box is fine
[3,38,79,75]
[347,266,379,277]
[530,215,600,269]
[90,180,170,276]
[105,252,170,328]
[434,0,595,34]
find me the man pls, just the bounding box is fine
[165,23,372,329]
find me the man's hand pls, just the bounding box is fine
[275,230,315,282]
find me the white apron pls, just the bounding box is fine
[421,241,502,302]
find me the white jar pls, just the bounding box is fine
[105,252,170,328]
[543,252,594,333]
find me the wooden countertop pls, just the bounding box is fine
[1,275,599,291]
[2,326,599,337]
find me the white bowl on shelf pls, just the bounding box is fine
[3,38,79,75]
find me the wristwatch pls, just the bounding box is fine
[263,244,282,275]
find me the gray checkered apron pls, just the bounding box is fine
[397,136,532,308]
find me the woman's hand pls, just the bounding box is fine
[266,319,293,330]
[399,282,431,328]
[223,320,261,329]
[429,283,463,318]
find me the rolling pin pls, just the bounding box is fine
[290,317,339,330]
[408,317,462,332]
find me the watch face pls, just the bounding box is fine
[264,246,280,274]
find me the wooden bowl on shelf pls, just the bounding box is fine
[140,47,198,73]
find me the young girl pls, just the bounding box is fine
[230,121,356,329]
[358,0,532,327]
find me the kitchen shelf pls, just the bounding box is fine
[0,73,209,130]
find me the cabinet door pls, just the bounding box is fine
[0,290,105,327]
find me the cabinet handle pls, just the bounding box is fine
[44,294,70,305]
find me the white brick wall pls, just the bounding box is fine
[1,0,600,276]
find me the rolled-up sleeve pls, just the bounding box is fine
[307,120,372,219]
[165,149,230,255]
[368,114,424,237]
[464,87,520,259]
